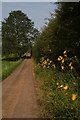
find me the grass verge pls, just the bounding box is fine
[33,61,79,119]
[2,59,23,80]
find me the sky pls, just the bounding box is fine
[1,0,57,2]
[2,2,56,30]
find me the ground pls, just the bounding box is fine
[2,59,39,118]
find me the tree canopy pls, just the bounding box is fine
[33,2,80,63]
[2,10,39,57]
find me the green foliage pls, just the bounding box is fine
[33,2,80,63]
[2,58,23,80]
[2,10,39,57]
[54,2,80,58]
[34,62,79,119]
[32,2,80,119]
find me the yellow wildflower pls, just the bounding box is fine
[48,63,50,65]
[43,65,46,69]
[71,66,73,70]
[60,56,63,60]
[63,50,67,55]
[69,62,72,67]
[43,60,47,65]
[47,58,49,62]
[61,66,64,70]
[62,59,64,63]
[58,57,61,61]
[72,94,76,101]
[58,56,63,61]
[64,85,68,90]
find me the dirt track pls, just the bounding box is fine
[2,59,39,118]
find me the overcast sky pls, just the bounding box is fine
[2,2,56,30]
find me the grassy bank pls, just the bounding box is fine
[33,61,79,119]
[2,58,23,80]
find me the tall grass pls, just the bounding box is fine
[33,61,79,119]
[2,59,23,80]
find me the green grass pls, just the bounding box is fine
[2,59,23,80]
[33,61,80,119]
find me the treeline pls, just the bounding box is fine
[33,2,80,63]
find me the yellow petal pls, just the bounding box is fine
[58,56,63,61]
[61,66,64,70]
[62,59,64,63]
[56,83,59,86]
[69,62,72,67]
[47,58,49,62]
[44,60,47,65]
[71,66,73,70]
[64,85,68,90]
[63,50,67,55]
[72,94,76,101]
[58,57,61,61]
[48,63,50,65]
[43,65,46,69]
[59,56,63,60]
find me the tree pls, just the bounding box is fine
[2,10,38,57]
[33,2,80,62]
[54,2,80,58]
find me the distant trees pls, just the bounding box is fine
[33,2,80,62]
[2,10,39,57]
